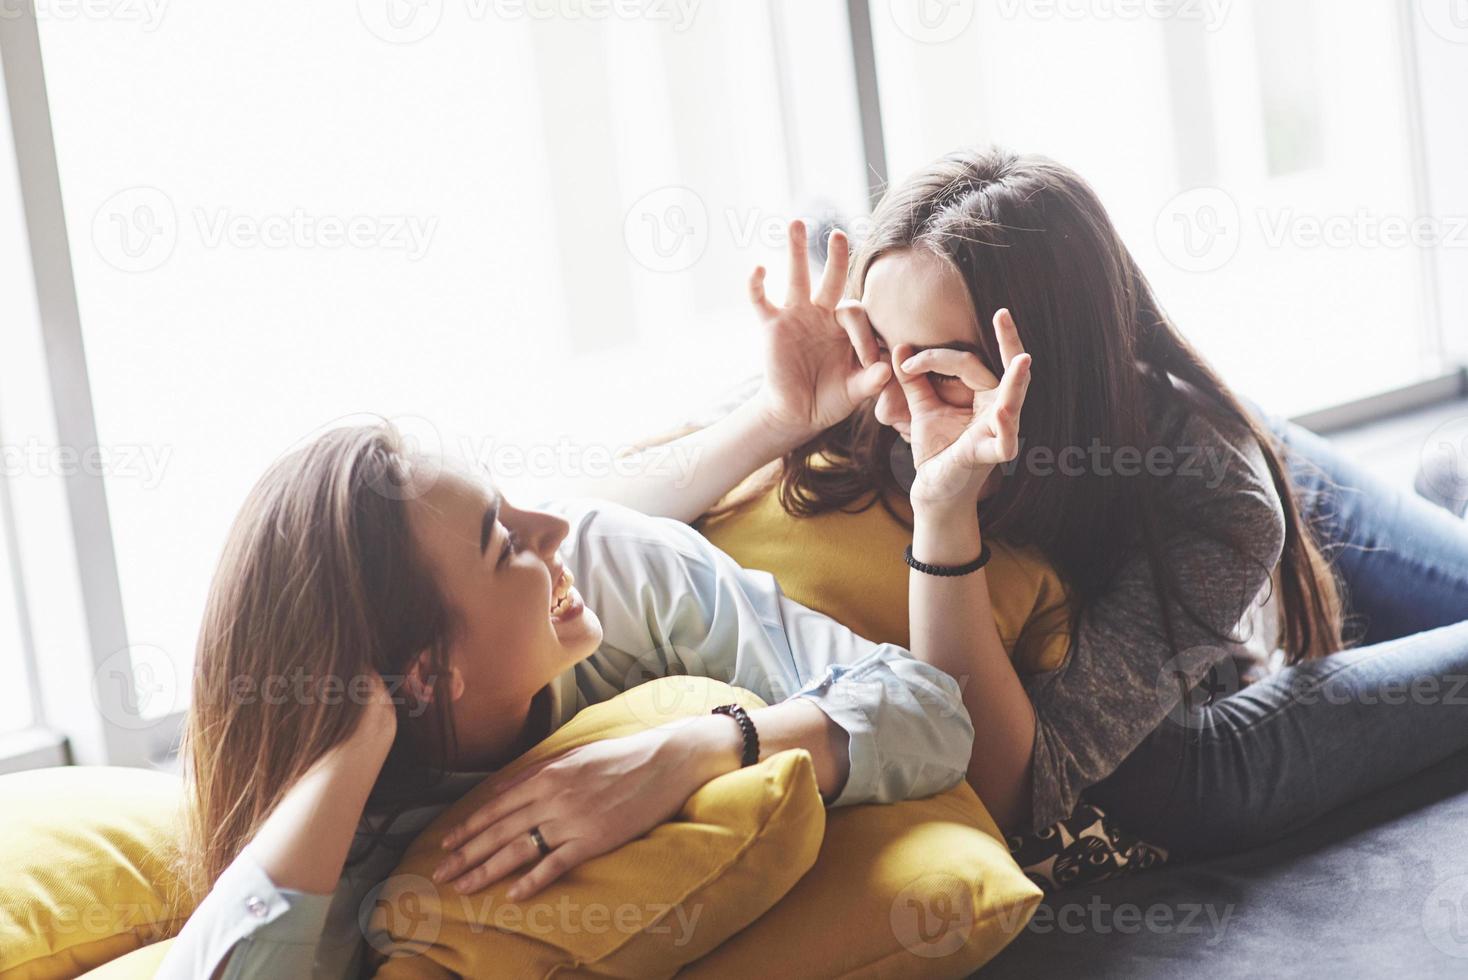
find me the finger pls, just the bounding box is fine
[748,266,777,319]
[898,348,1000,391]
[993,353,1033,430]
[434,802,543,884]
[976,354,1031,462]
[846,359,892,403]
[993,308,1026,371]
[507,839,596,902]
[784,220,810,307]
[890,343,942,415]
[813,229,849,309]
[440,817,563,894]
[835,299,882,368]
[440,766,548,850]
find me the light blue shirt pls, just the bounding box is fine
[160,498,973,979]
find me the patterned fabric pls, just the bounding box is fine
[1007,802,1171,893]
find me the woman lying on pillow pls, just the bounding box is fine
[158,423,980,979]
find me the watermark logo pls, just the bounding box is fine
[889,0,975,44]
[0,0,170,30]
[1029,896,1234,943]
[458,435,702,486]
[1418,0,1468,44]
[624,186,709,273]
[92,187,437,271]
[890,872,976,958]
[1154,645,1238,731]
[360,0,701,44]
[361,874,443,956]
[1154,187,1241,274]
[92,644,181,729]
[0,438,173,489]
[1417,417,1468,515]
[1423,873,1468,958]
[93,186,178,273]
[992,0,1231,31]
[358,0,444,43]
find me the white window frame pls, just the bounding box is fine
[0,0,1462,772]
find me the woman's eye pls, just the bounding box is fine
[498,527,518,567]
[929,372,960,384]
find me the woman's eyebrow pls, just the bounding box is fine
[479,491,501,556]
[871,327,983,357]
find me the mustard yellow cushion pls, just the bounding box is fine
[697,463,1073,674]
[682,781,1041,978]
[74,939,175,979]
[371,677,827,979]
[0,766,193,980]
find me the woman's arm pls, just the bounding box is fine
[909,499,1036,832]
[892,311,1038,833]
[158,681,397,980]
[430,497,975,899]
[572,220,890,523]
[577,394,801,524]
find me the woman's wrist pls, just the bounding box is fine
[743,392,819,458]
[911,505,983,566]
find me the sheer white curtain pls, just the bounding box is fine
[33,0,865,701]
[874,0,1434,417]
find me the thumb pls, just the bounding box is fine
[848,359,891,401]
[891,344,941,415]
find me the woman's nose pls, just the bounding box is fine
[528,510,570,559]
[874,376,910,427]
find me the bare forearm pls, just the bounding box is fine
[250,731,393,895]
[910,505,1035,831]
[580,397,803,524]
[678,699,850,804]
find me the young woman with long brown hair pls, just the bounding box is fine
[592,146,1468,856]
[158,425,978,978]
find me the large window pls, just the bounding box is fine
[31,1,867,720]
[874,0,1441,416]
[2,0,1464,765]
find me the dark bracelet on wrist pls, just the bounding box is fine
[904,542,992,577]
[710,703,760,767]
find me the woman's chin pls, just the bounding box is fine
[554,604,603,664]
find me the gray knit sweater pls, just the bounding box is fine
[1020,398,1286,830]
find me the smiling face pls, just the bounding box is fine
[405,464,602,768]
[861,247,985,442]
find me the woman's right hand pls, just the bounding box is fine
[747,220,892,446]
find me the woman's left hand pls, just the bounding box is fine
[893,308,1032,509]
[431,724,722,901]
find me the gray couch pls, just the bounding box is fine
[982,745,1468,976]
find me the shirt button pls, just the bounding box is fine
[245,896,268,918]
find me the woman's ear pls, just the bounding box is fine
[404,650,467,704]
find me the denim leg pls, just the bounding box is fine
[1088,620,1468,858]
[1245,403,1468,644]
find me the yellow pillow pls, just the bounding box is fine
[0,766,193,980]
[682,781,1040,978]
[74,940,175,979]
[697,462,1073,674]
[374,676,1042,980]
[370,677,827,979]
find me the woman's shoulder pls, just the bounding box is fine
[1147,384,1286,562]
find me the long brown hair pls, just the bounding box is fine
[178,423,458,898]
[704,148,1345,663]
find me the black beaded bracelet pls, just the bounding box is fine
[711,703,760,768]
[904,542,992,577]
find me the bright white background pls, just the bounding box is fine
[0,0,1460,739]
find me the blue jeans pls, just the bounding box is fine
[1085,408,1468,858]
